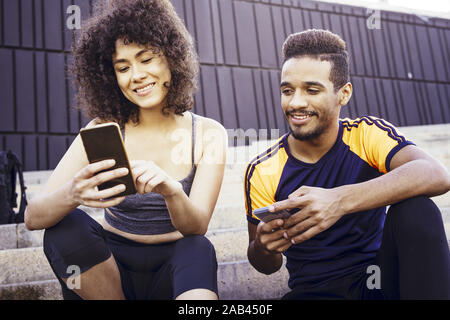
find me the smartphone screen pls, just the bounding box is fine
[80,122,137,197]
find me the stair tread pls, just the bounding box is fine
[0,259,290,300]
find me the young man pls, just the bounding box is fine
[244,29,450,299]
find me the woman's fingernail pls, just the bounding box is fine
[283,232,288,239]
[291,239,296,244]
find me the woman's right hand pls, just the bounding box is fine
[68,159,129,208]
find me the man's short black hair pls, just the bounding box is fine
[282,29,349,91]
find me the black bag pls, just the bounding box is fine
[0,150,27,224]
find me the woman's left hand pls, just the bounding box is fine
[130,160,183,197]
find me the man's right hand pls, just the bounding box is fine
[254,218,293,254]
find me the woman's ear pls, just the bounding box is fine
[338,82,353,106]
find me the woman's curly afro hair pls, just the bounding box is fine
[70,0,199,127]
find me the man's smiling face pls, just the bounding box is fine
[280,56,341,141]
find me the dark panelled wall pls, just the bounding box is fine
[0,0,449,171]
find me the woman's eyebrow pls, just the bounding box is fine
[113,49,151,65]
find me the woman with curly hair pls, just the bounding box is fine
[24,0,226,300]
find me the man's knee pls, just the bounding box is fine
[386,196,444,237]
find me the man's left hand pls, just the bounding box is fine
[269,186,346,245]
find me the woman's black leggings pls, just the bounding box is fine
[43,209,218,300]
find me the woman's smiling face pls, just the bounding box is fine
[112,39,172,110]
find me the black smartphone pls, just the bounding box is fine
[253,206,291,223]
[80,122,136,197]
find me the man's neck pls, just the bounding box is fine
[287,120,340,164]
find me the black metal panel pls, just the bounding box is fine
[232,67,260,130]
[63,0,74,52]
[271,5,287,67]
[34,0,44,49]
[357,17,376,77]
[269,70,287,133]
[66,54,81,134]
[47,52,68,133]
[351,76,369,117]
[37,135,47,170]
[194,0,215,64]
[15,50,35,132]
[182,0,196,41]
[346,16,365,76]
[0,48,15,131]
[216,66,238,129]
[260,70,278,129]
[252,69,269,129]
[234,1,260,67]
[34,51,48,132]
[430,28,449,82]
[21,0,34,48]
[4,135,22,163]
[415,25,437,82]
[3,0,20,46]
[362,78,383,118]
[210,0,224,64]
[369,28,389,78]
[43,0,63,50]
[199,65,222,123]
[254,3,278,68]
[218,0,239,65]
[290,7,306,33]
[47,135,67,169]
[398,81,421,126]
[23,135,37,171]
[378,79,401,127]
[437,83,450,123]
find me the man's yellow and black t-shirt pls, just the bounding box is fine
[244,116,414,289]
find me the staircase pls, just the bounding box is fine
[0,123,449,300]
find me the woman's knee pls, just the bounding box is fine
[44,209,103,249]
[43,208,110,278]
[172,235,218,298]
[175,235,217,261]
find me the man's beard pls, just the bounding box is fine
[289,125,326,141]
[285,110,331,141]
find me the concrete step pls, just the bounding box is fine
[0,280,61,300]
[0,229,251,286]
[0,240,289,300]
[0,260,290,300]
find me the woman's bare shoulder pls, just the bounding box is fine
[192,113,227,136]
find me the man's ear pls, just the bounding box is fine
[338,82,352,106]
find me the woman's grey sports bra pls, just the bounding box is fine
[105,113,197,235]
